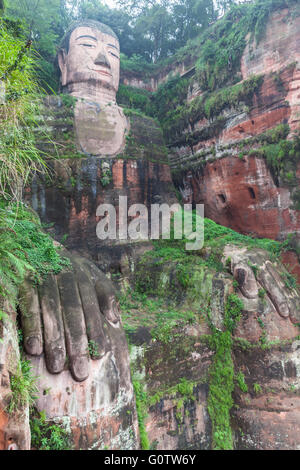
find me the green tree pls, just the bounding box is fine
[0,0,5,15]
[5,0,73,90]
[172,0,217,47]
[135,4,174,62]
[76,0,148,60]
[116,0,224,62]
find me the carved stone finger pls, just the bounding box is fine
[95,276,120,324]
[267,265,300,324]
[19,282,43,356]
[57,270,89,382]
[257,261,289,318]
[233,262,258,299]
[74,260,110,358]
[39,273,66,374]
[288,294,300,324]
[262,262,300,323]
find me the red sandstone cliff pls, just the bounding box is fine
[170,8,300,245]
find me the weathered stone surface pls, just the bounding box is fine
[176,155,300,241]
[127,243,300,450]
[146,384,212,450]
[121,59,194,93]
[0,303,31,450]
[233,342,300,450]
[130,332,214,450]
[241,8,300,134]
[282,250,300,287]
[169,8,300,245]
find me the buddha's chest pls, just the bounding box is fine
[74,99,127,156]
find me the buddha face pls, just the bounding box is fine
[58,26,120,94]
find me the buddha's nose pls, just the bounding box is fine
[94,52,110,68]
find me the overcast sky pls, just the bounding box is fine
[103,0,119,8]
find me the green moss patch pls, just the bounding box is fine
[0,200,70,303]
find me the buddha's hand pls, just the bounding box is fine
[18,253,120,382]
[224,245,300,324]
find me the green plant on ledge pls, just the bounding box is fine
[207,293,244,450]
[100,163,112,187]
[132,378,150,450]
[30,410,70,450]
[7,359,38,414]
[253,383,262,395]
[59,93,77,109]
[87,340,100,359]
[236,371,248,393]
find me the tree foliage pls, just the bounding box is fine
[3,0,237,85]
[117,0,219,62]
[0,19,69,309]
[5,0,72,89]
[0,18,47,200]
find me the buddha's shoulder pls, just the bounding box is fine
[34,96,169,164]
[118,109,169,164]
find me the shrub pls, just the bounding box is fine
[30,411,70,450]
[8,359,38,414]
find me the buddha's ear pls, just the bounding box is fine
[58,49,67,86]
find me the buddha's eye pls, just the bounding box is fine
[80,43,95,48]
[109,51,119,59]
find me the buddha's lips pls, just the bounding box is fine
[91,69,112,77]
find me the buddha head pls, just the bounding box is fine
[58,20,120,99]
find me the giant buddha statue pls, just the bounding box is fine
[28,19,176,263]
[13,20,178,450]
[10,19,178,451]
[57,20,127,156]
[9,18,178,451]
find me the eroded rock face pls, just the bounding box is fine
[121,61,194,93]
[241,8,300,134]
[170,7,300,243]
[0,303,31,450]
[19,253,139,450]
[127,243,300,450]
[178,156,300,240]
[232,341,300,450]
[143,339,213,450]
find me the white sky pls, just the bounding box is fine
[103,0,119,8]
